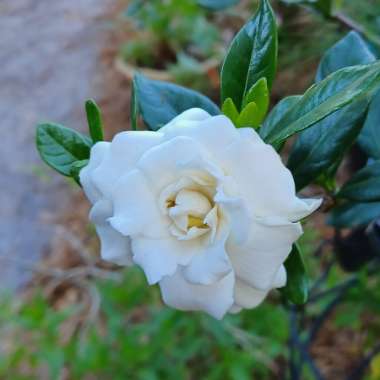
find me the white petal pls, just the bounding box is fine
[233,280,268,309]
[161,108,211,131]
[171,189,212,217]
[183,239,232,285]
[230,265,286,312]
[131,237,200,284]
[228,304,242,314]
[238,127,263,144]
[162,114,240,162]
[159,269,235,319]
[227,217,302,291]
[109,169,169,238]
[221,136,321,221]
[290,197,323,221]
[273,265,287,288]
[137,136,209,191]
[80,142,110,204]
[214,183,251,245]
[89,199,133,266]
[92,131,162,198]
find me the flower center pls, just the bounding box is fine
[165,188,216,241]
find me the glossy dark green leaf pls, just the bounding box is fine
[36,123,92,176]
[260,95,301,141]
[197,0,240,10]
[134,74,220,131]
[286,32,377,190]
[85,99,104,143]
[221,0,277,110]
[280,0,333,17]
[337,161,380,202]
[131,76,139,131]
[70,159,89,186]
[287,99,368,191]
[315,31,380,160]
[329,201,380,228]
[280,244,308,305]
[316,31,376,82]
[263,62,380,148]
[358,90,380,159]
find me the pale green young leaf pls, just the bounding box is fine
[221,98,239,125]
[242,77,269,124]
[236,102,261,128]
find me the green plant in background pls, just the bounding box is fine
[119,0,223,93]
[37,0,380,312]
[30,0,380,378]
[0,268,289,379]
[1,227,379,379]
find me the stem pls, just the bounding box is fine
[331,12,380,48]
[332,12,365,34]
[309,276,357,303]
[288,307,301,380]
[288,307,326,380]
[310,258,335,295]
[307,281,353,345]
[346,342,380,380]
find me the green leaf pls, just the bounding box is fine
[236,102,260,128]
[280,0,334,17]
[316,32,376,82]
[242,77,269,123]
[221,98,239,125]
[337,161,380,202]
[133,74,220,131]
[36,123,92,176]
[315,31,380,160]
[287,99,369,191]
[85,99,104,143]
[329,201,380,227]
[131,76,139,131]
[221,0,277,110]
[70,159,89,186]
[262,62,380,148]
[280,244,308,305]
[260,95,301,141]
[358,90,380,159]
[197,0,240,10]
[286,32,377,190]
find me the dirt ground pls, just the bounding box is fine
[0,0,130,289]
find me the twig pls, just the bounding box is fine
[307,281,352,345]
[288,307,301,380]
[331,12,380,48]
[310,258,335,295]
[224,323,279,373]
[309,276,357,303]
[332,12,365,34]
[289,307,325,380]
[78,283,102,349]
[346,342,380,380]
[0,256,123,282]
[54,224,97,265]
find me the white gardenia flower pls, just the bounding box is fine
[80,108,321,319]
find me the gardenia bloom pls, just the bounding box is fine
[80,108,321,319]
